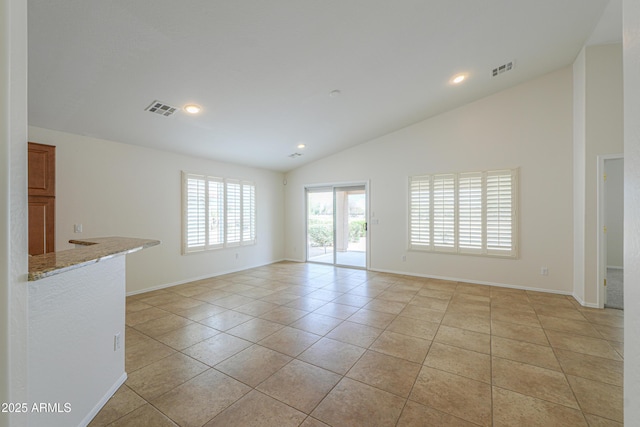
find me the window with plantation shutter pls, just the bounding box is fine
[486,170,515,255]
[207,178,225,248]
[186,175,206,250]
[182,172,256,254]
[226,180,241,246]
[458,173,483,253]
[409,168,517,258]
[409,176,430,249]
[433,174,455,250]
[242,182,256,244]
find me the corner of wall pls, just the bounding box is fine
[1,1,30,426]
[623,0,640,422]
[572,46,587,304]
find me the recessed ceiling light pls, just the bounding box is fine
[184,104,201,114]
[297,144,306,149]
[450,73,468,85]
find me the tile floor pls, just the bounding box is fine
[90,262,624,427]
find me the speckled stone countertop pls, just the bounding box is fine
[28,237,160,281]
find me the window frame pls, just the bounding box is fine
[408,168,518,258]
[182,172,256,254]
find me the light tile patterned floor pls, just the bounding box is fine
[90,262,624,427]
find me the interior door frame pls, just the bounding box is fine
[597,153,623,308]
[304,180,370,269]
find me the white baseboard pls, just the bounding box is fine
[571,292,600,308]
[126,259,287,296]
[79,372,127,427]
[370,266,604,308]
[368,267,574,296]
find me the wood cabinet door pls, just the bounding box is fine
[29,196,55,255]
[28,142,56,197]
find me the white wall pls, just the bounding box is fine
[28,126,286,294]
[285,67,574,294]
[605,158,624,267]
[0,3,11,422]
[624,0,640,421]
[1,1,29,426]
[584,44,624,304]
[573,43,624,306]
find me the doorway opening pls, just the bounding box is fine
[306,184,367,268]
[598,155,624,309]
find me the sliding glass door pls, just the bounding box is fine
[306,185,367,268]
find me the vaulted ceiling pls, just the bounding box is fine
[28,0,618,172]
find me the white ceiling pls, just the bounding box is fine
[28,0,617,172]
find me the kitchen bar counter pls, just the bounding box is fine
[27,236,160,426]
[28,236,160,281]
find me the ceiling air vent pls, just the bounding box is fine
[145,100,178,117]
[492,61,514,77]
[288,153,303,158]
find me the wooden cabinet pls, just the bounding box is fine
[28,142,55,255]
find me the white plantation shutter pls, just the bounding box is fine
[183,172,257,253]
[458,173,483,253]
[486,170,515,256]
[242,182,256,245]
[226,180,241,246]
[409,176,431,249]
[207,178,224,248]
[408,169,517,258]
[185,174,206,251]
[432,174,455,250]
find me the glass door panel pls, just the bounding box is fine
[335,187,366,268]
[307,188,335,264]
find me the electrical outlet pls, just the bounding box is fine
[114,332,121,351]
[74,223,83,233]
[540,267,548,276]
[402,255,407,262]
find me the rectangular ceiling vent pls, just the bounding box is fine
[492,61,514,77]
[145,100,178,117]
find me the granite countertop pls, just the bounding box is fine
[28,236,160,281]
